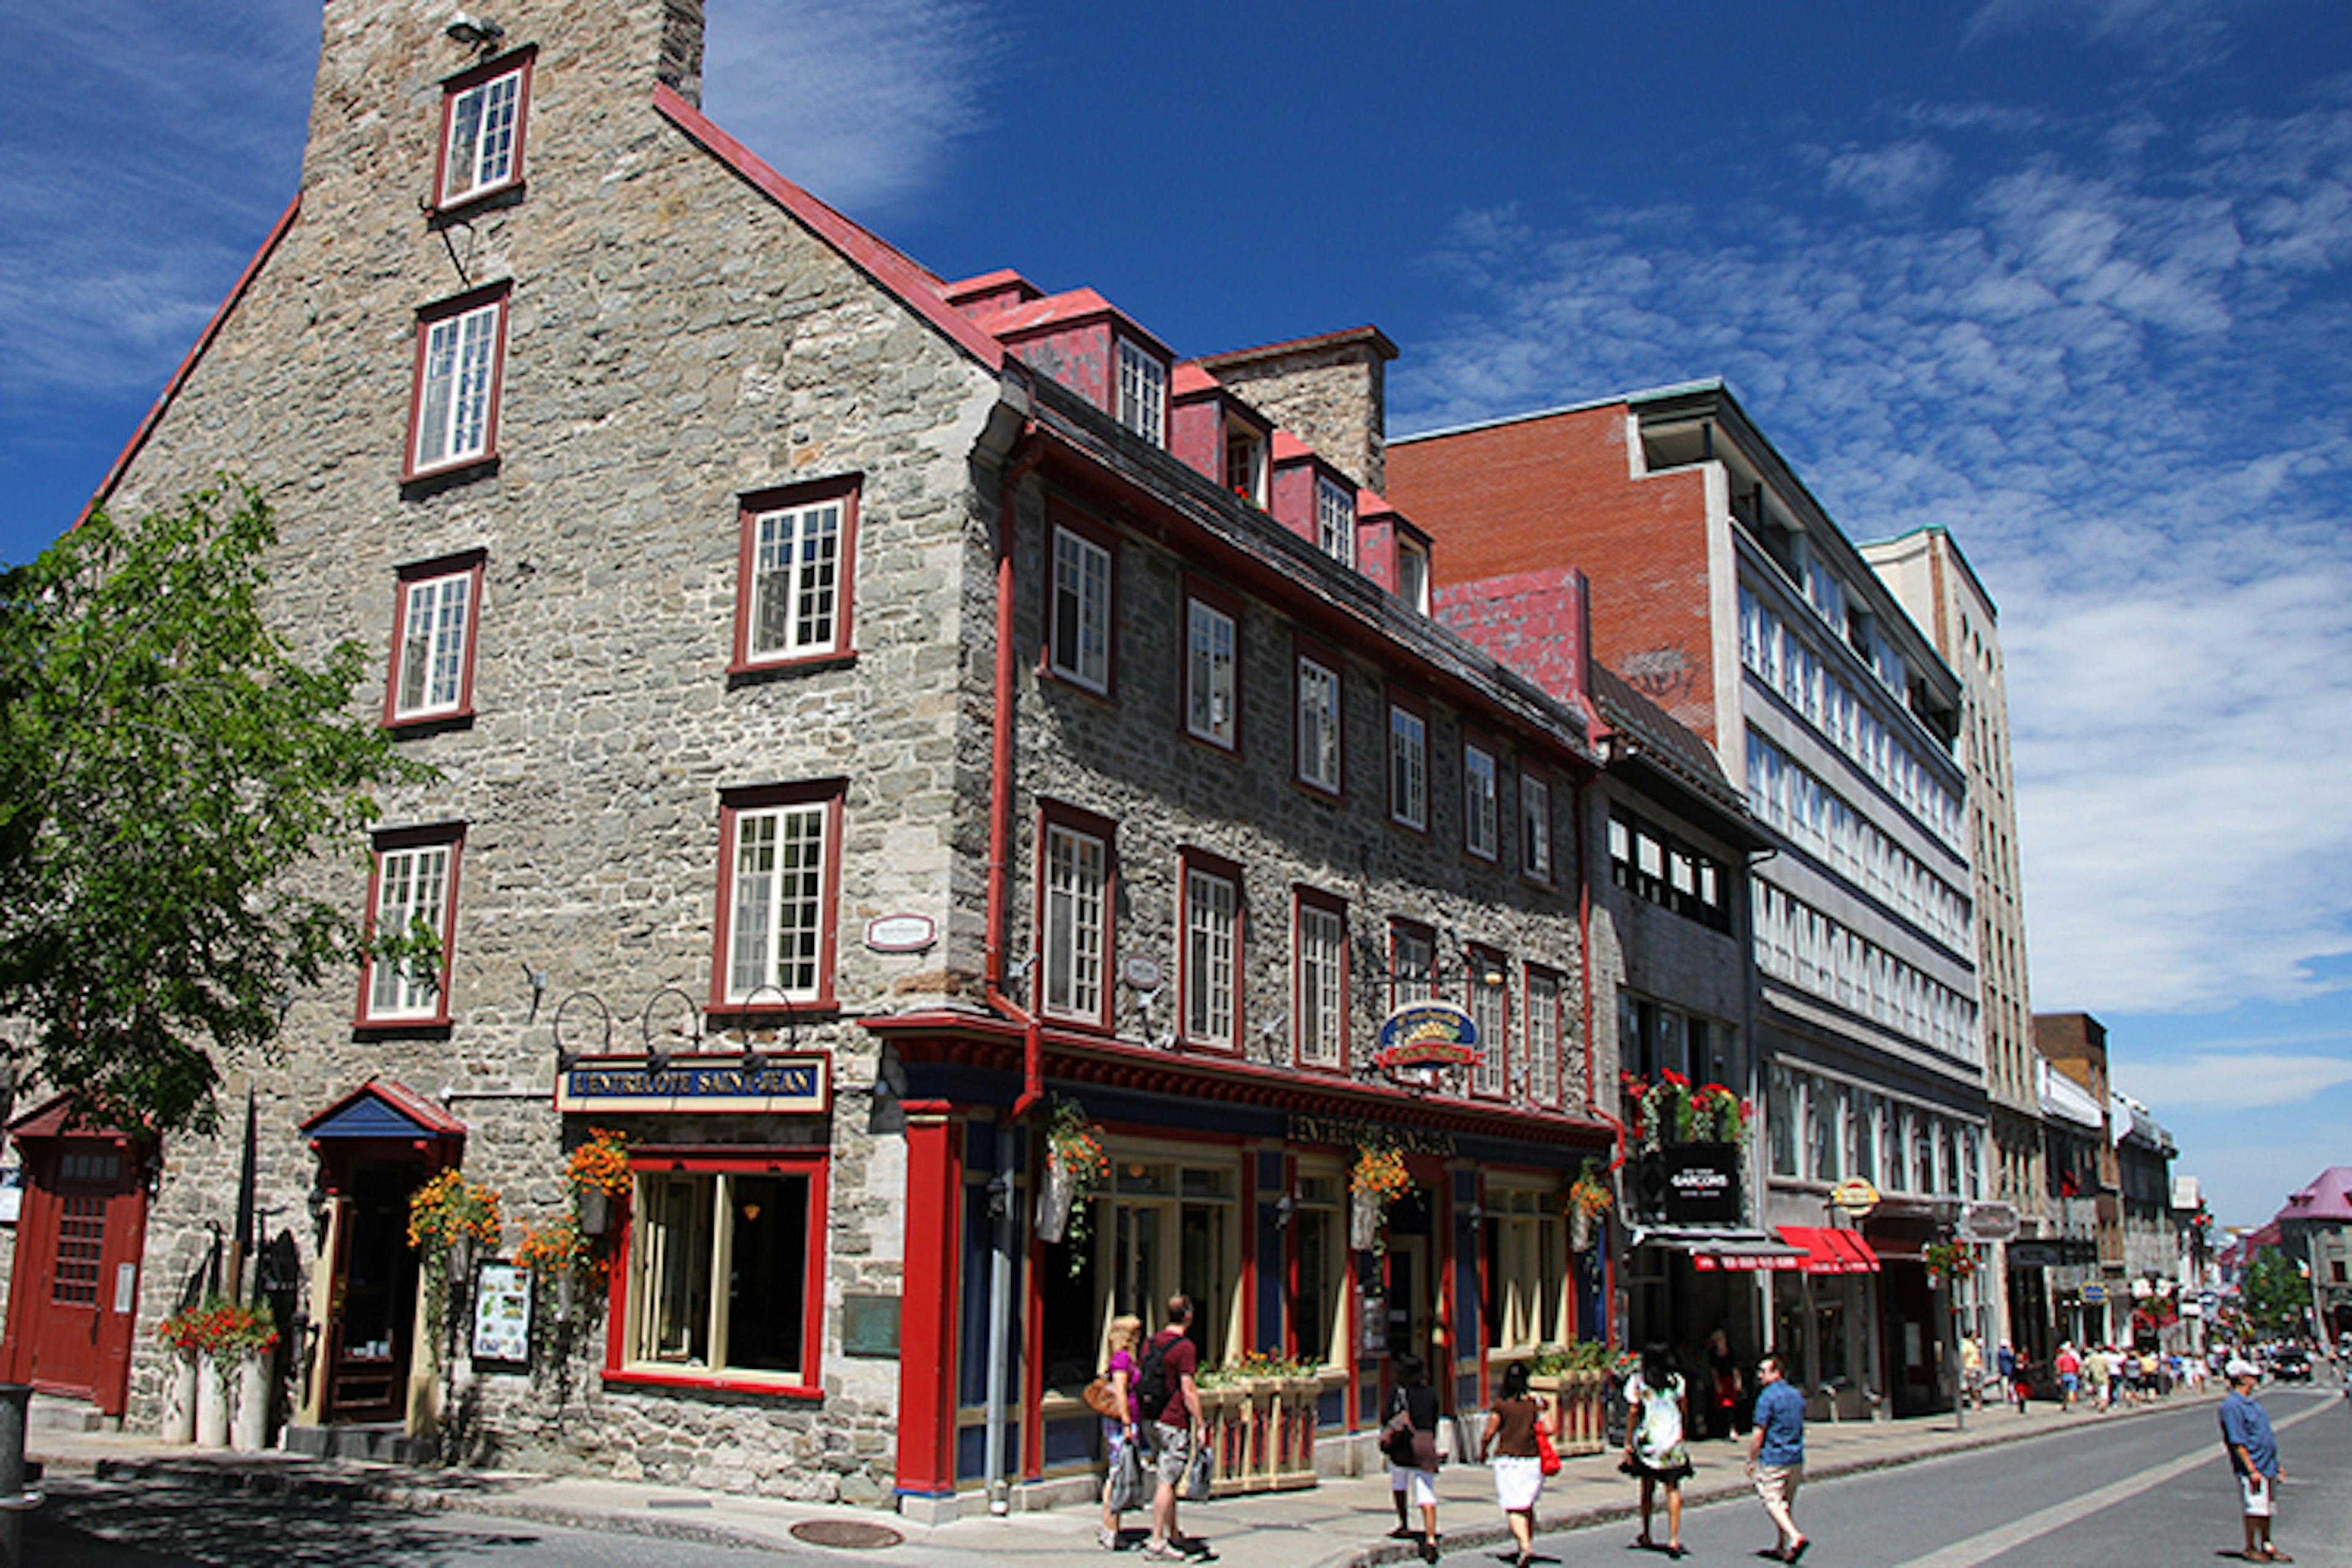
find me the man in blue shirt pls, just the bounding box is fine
[1746,1354,1807,1562]
[2219,1357,2288,1562]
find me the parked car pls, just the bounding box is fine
[2269,1347,2312,1382]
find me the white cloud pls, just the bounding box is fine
[1398,87,2352,1020]
[2114,1050,2352,1112]
[702,0,1002,221]
[1823,141,1953,211]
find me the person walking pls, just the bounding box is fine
[1959,1333,1983,1409]
[1098,1313,1144,1551]
[2220,1357,2290,1562]
[1139,1295,1203,1562]
[1622,1342,1695,1556]
[1382,1355,1444,1564]
[2056,1341,2081,1410]
[1482,1360,1555,1568]
[1746,1353,1808,1563]
[1708,1327,1744,1436]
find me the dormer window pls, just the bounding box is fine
[1397,538,1430,614]
[434,51,533,211]
[1315,475,1355,567]
[1116,338,1167,447]
[1224,426,1267,505]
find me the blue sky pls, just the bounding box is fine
[4,1,2347,1224]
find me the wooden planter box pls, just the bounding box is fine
[1198,1376,1324,1495]
[1530,1369,1610,1455]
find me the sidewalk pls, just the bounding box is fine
[30,1392,2218,1568]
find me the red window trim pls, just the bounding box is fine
[1384,687,1431,836]
[1292,884,1351,1076]
[355,821,466,1030]
[1292,631,1345,800]
[1180,575,1245,758]
[1518,764,1557,889]
[1034,798,1118,1032]
[728,475,862,676]
[1042,504,1120,701]
[1461,728,1502,864]
[1177,846,1245,1054]
[708,780,846,1017]
[402,281,513,483]
[1468,943,1511,1101]
[383,549,487,728]
[430,45,537,216]
[600,1144,830,1401]
[1523,962,1565,1108]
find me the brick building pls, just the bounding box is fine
[0,0,1646,1517]
[1389,383,1989,1420]
[2034,1012,2123,1345]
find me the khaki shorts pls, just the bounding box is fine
[1152,1421,1193,1487]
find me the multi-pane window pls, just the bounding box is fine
[1042,817,1110,1023]
[1392,922,1437,1009]
[1224,426,1266,505]
[1525,967,1560,1107]
[1182,860,1240,1049]
[1519,771,1553,881]
[1116,338,1167,447]
[1388,701,1427,830]
[388,556,482,723]
[363,830,459,1023]
[1464,742,1499,859]
[1397,540,1431,614]
[622,1158,821,1392]
[409,288,507,477]
[1050,523,1112,693]
[1296,894,1348,1069]
[1470,949,1507,1096]
[721,797,832,1005]
[435,56,530,208]
[737,486,853,667]
[1296,652,1341,793]
[1185,595,1237,748]
[1482,1186,1567,1351]
[1315,475,1355,567]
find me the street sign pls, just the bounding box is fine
[1959,1201,2020,1242]
[2081,1282,2108,1303]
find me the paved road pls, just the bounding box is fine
[1525,1387,2350,1568]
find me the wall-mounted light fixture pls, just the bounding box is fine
[445,11,505,48]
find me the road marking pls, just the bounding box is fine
[1893,1397,2339,1568]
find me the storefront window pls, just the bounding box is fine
[1042,1154,1242,1384]
[1292,1174,1344,1367]
[624,1164,816,1387]
[1482,1188,1567,1352]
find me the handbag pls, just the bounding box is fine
[1082,1375,1126,1420]
[1536,1426,1562,1478]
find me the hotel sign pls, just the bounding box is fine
[556,1054,830,1115]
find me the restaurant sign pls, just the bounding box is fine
[1658,1143,1743,1226]
[1372,1002,1480,1077]
[556,1054,830,1115]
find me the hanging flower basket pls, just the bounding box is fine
[1036,1158,1078,1245]
[1350,1186,1383,1251]
[567,1128,631,1234]
[1039,1098,1109,1267]
[1923,1239,1977,1287]
[1350,1143,1410,1253]
[1567,1158,1613,1253]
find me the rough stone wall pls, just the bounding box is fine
[1199,335,1393,494]
[96,0,1005,1502]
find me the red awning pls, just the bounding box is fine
[1778,1225,1882,1274]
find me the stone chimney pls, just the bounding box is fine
[1195,326,1398,494]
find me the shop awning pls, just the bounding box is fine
[1779,1225,1882,1274]
[1640,1226,1810,1272]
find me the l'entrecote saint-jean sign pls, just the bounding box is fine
[556,1054,829,1115]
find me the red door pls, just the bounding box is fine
[2,1137,150,1414]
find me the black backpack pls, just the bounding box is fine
[1133,1330,1177,1420]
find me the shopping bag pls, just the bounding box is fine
[1182,1442,1213,1502]
[1105,1439,1145,1513]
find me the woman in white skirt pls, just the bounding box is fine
[1483,1360,1556,1568]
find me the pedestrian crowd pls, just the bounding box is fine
[1972,1335,2207,1414]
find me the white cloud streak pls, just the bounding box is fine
[1398,83,2352,1018]
[2116,1051,2352,1111]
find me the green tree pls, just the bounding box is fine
[2239,1247,2313,1338]
[0,481,431,1135]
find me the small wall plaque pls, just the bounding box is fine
[864,914,937,953]
[841,1292,901,1358]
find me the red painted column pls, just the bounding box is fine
[895,1101,963,1499]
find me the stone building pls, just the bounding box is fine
[2034,1012,2122,1345]
[0,0,1625,1516]
[1388,383,1990,1420]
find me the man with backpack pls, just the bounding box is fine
[1135,1294,1205,1560]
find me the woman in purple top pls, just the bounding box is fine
[1099,1313,1144,1550]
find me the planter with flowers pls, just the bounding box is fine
[1567,1160,1614,1254]
[407,1168,502,1360]
[1923,1239,1977,1289]
[516,1209,599,1325]
[1037,1098,1109,1262]
[1350,1143,1411,1253]
[565,1126,631,1238]
[157,1297,277,1449]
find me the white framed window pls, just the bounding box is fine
[1185,594,1238,748]
[1224,425,1266,505]
[1295,891,1348,1069]
[1050,522,1113,693]
[407,287,508,477]
[1397,538,1430,614]
[1388,700,1427,830]
[1182,858,1240,1049]
[1525,967,1561,1107]
[1464,741,1499,859]
[386,554,483,723]
[736,484,854,668]
[434,53,531,209]
[1315,475,1355,567]
[621,1155,824,1395]
[1392,922,1437,1009]
[361,829,461,1024]
[1116,338,1167,447]
[1041,813,1111,1023]
[716,786,839,1008]
[1470,949,1507,1097]
[1296,651,1342,793]
[1519,770,1553,882]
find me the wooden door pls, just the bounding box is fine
[1,1142,148,1414]
[321,1160,424,1423]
